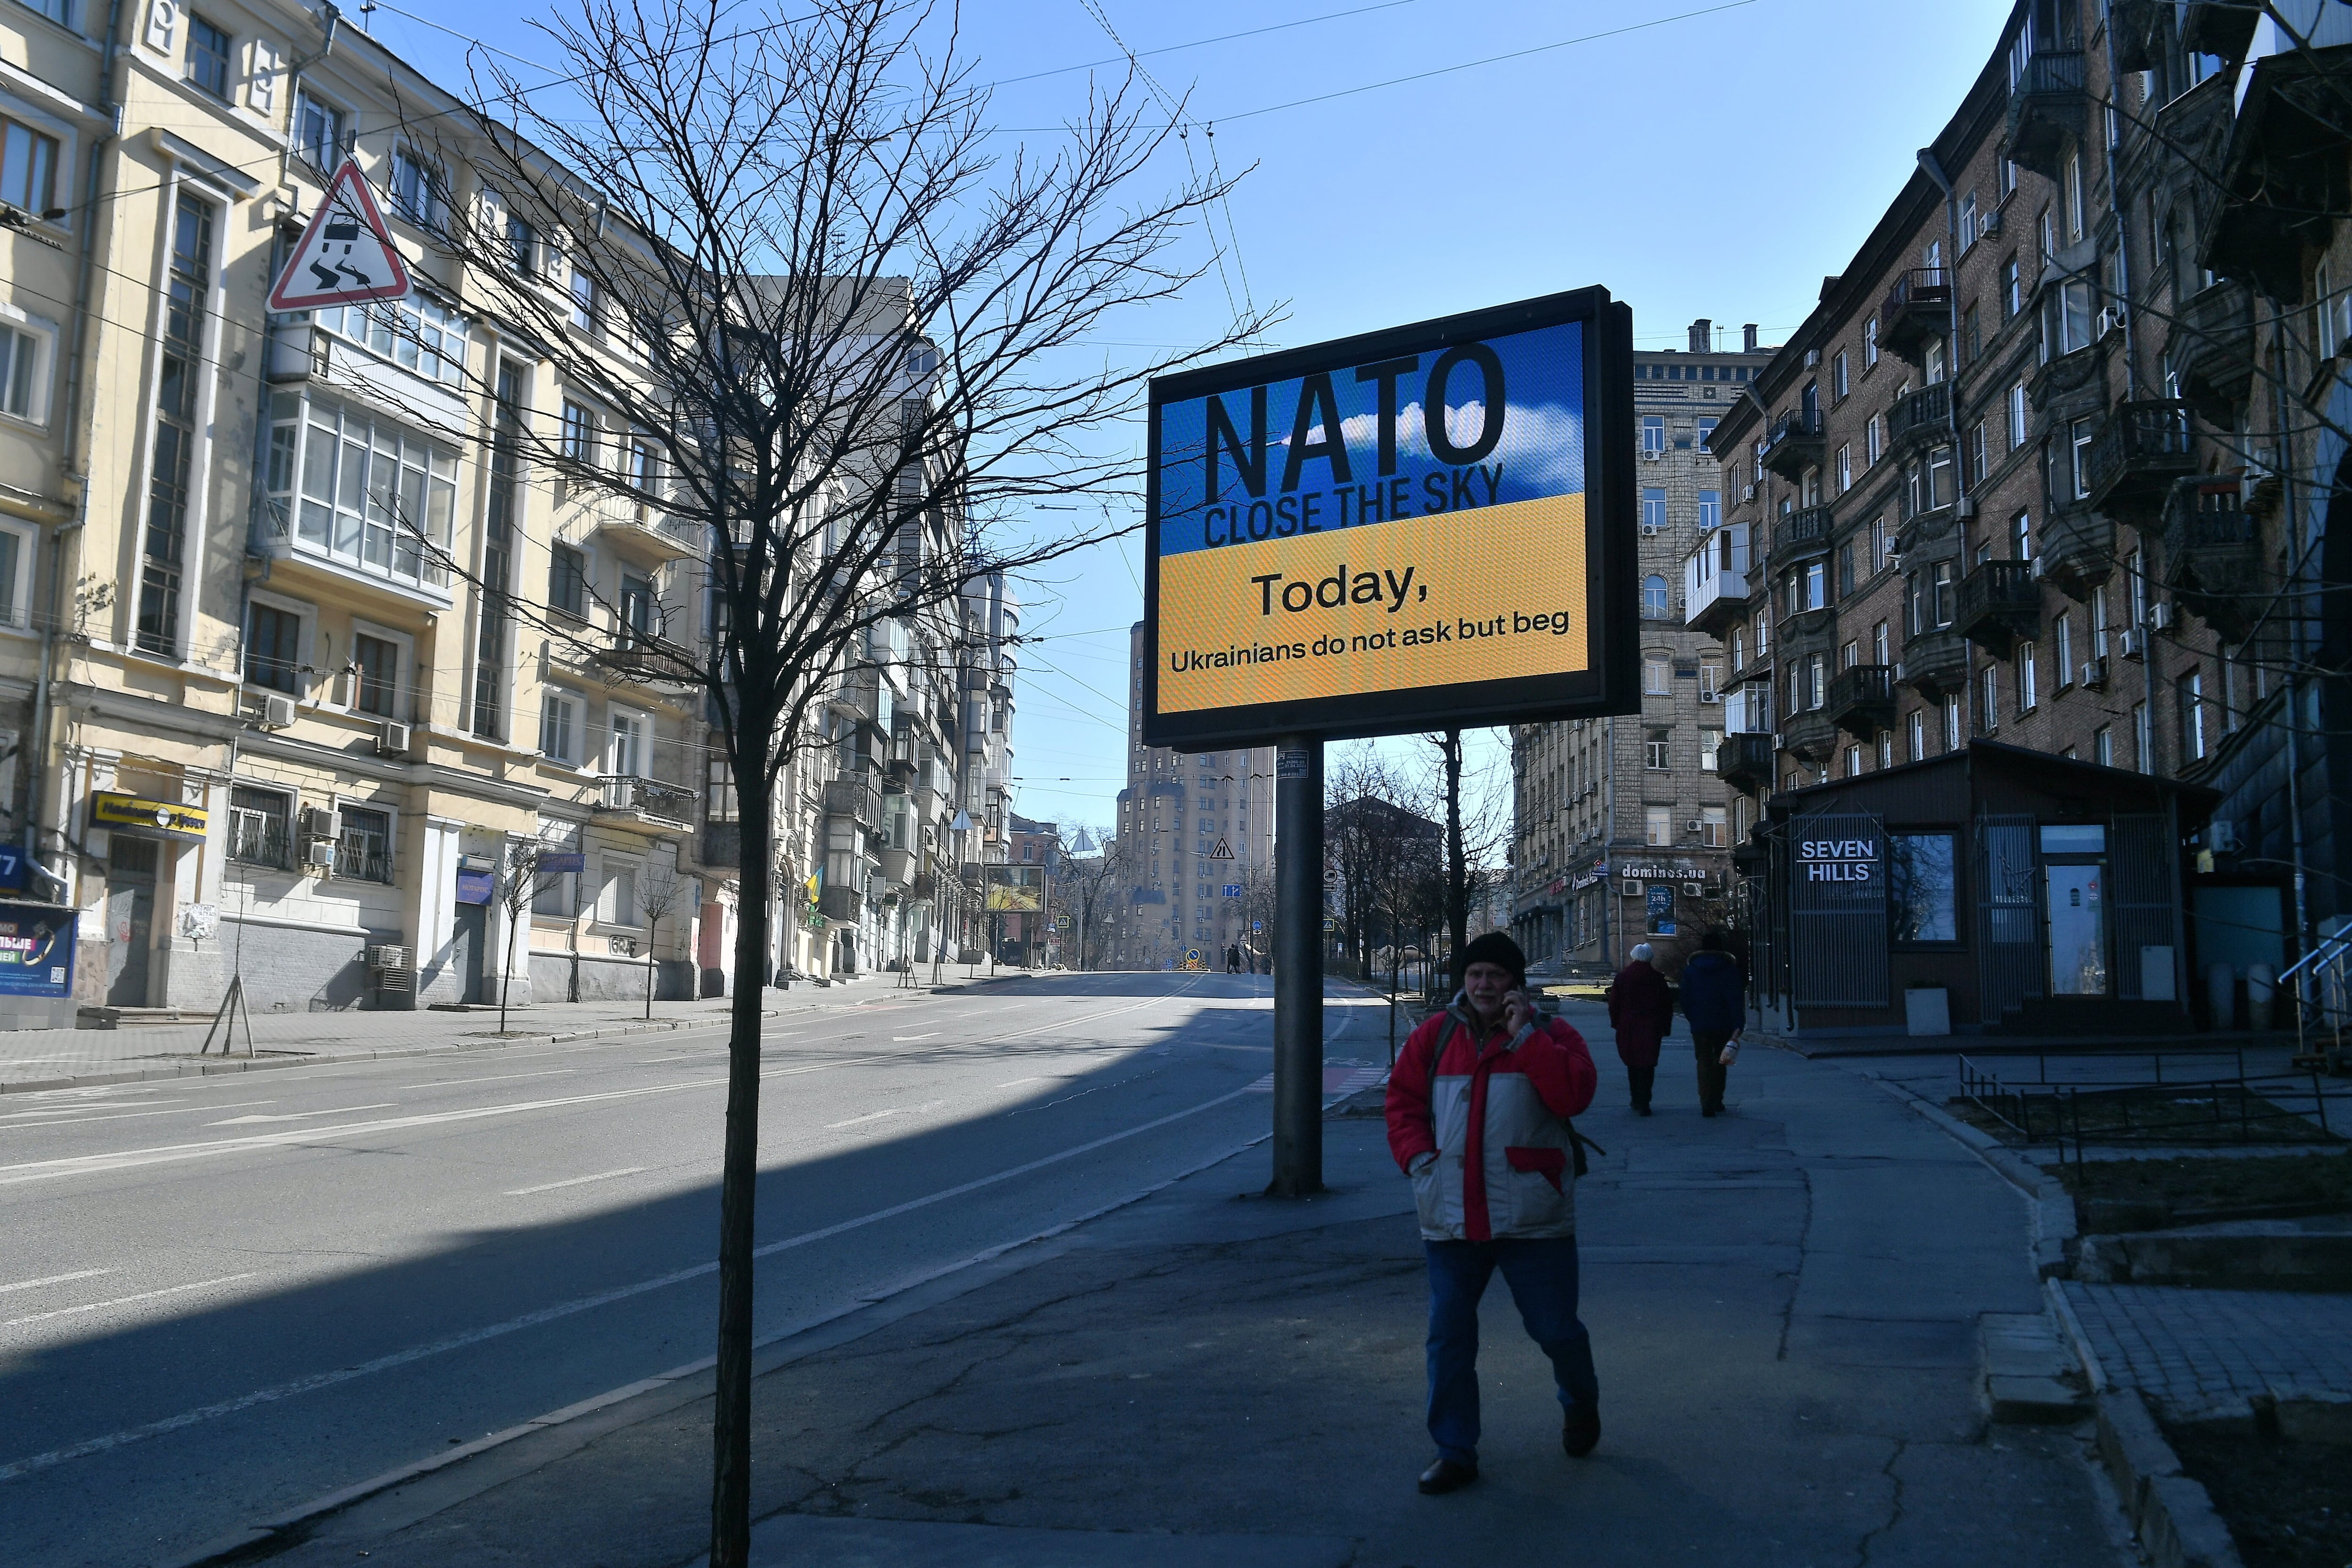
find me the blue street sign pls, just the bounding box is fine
[1221,884,1242,898]
[0,844,25,892]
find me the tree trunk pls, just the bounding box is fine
[1443,729,1468,968]
[709,765,771,1568]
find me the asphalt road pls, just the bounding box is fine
[0,972,1375,1568]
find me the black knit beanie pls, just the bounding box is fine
[1456,931,1526,987]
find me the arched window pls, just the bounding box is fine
[1642,574,1670,620]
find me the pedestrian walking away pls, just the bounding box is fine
[1385,930,1601,1496]
[1678,931,1747,1117]
[1605,942,1673,1115]
[1226,942,1242,975]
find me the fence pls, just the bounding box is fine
[1958,1051,2348,1167]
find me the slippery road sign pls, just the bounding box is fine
[268,158,413,313]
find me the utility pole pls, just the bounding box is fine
[1269,736,1324,1196]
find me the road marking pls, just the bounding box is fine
[207,1103,399,1126]
[824,1108,904,1130]
[0,1075,1258,1483]
[0,1100,277,1127]
[994,1077,1045,1088]
[505,1167,646,1196]
[890,1033,938,1042]
[4,1273,259,1329]
[5,1100,184,1118]
[415,1070,575,1088]
[0,1268,111,1297]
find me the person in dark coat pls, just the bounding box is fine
[1605,943,1674,1114]
[1677,931,1747,1117]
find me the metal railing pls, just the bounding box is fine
[1959,1051,2347,1167]
[1774,504,1834,558]
[2286,928,2352,1072]
[1887,381,1952,449]
[599,774,697,823]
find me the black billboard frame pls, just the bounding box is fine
[1142,285,1638,751]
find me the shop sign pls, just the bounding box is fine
[0,843,26,891]
[538,852,587,875]
[91,791,208,841]
[1789,812,1889,1008]
[0,900,74,997]
[455,869,497,905]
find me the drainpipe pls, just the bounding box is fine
[1917,148,1979,743]
[2268,296,2313,1014]
[2099,10,2141,399]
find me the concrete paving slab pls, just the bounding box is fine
[732,1514,1355,1567]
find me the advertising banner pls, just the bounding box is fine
[985,865,1043,912]
[1145,287,1634,747]
[0,900,74,998]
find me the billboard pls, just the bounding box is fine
[0,900,74,998]
[1144,287,1634,747]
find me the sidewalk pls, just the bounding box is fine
[1,969,1032,1093]
[2063,1282,2352,1422]
[220,1004,2130,1568]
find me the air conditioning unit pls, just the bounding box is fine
[260,694,297,729]
[299,805,337,839]
[2097,306,2123,339]
[1804,349,1821,367]
[2027,553,2046,577]
[1641,523,1661,536]
[1884,552,1904,571]
[375,722,412,756]
[1685,819,1703,834]
[2081,658,2108,690]
[1741,484,1756,501]
[367,944,410,972]
[2118,628,2145,661]
[1643,448,1663,461]
[1982,207,2002,236]
[1700,690,1722,704]
[2149,602,2174,631]
[304,838,339,868]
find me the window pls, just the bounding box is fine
[336,804,392,883]
[1924,338,1947,386]
[560,398,596,463]
[2003,256,2022,319]
[1700,661,1720,701]
[227,786,292,869]
[1641,415,1665,456]
[549,542,587,618]
[1641,487,1666,531]
[1863,317,1878,367]
[2064,151,2085,242]
[388,146,445,231]
[1959,191,1979,252]
[1890,832,1959,942]
[0,318,50,422]
[136,192,214,656]
[292,90,343,171]
[2056,612,2074,686]
[1755,611,1769,656]
[353,632,398,717]
[0,522,23,628]
[1876,729,1893,770]
[185,15,231,98]
[1873,619,1890,665]
[2047,279,2095,357]
[1696,416,1717,451]
[1942,693,1961,750]
[540,689,580,764]
[1866,413,1883,468]
[1701,806,1725,847]
[1908,709,1926,761]
[1699,729,1721,770]
[17,0,69,22]
[1698,489,1721,530]
[596,862,639,927]
[1641,574,1669,620]
[608,707,647,775]
[1840,638,1859,669]
[307,291,468,384]
[0,117,59,215]
[2133,700,2152,772]
[1644,805,1672,847]
[1838,544,1856,598]
[619,572,655,643]
[2178,670,2208,761]
[1832,350,1849,399]
[1643,653,1670,694]
[1963,302,1981,366]
[2013,509,2033,563]
[2018,642,2038,712]
[628,438,661,498]
[1967,422,1987,484]
[1808,653,1826,709]
[570,268,598,333]
[2068,416,2096,500]
[1645,729,1669,770]
[246,602,302,692]
[1836,444,1851,493]
[1979,665,1998,733]
[2092,583,2110,657]
[474,360,524,740]
[1845,744,1862,777]
[265,395,457,590]
[2095,724,2113,767]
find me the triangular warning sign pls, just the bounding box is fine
[1209,838,1234,860]
[268,158,413,313]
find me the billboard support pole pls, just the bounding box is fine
[1269,735,1325,1197]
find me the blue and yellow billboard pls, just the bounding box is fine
[1144,287,1636,747]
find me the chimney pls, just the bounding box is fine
[1688,318,1712,355]
[1742,322,1759,353]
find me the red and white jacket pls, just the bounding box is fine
[1385,1001,1598,1242]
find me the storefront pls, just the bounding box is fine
[1740,742,2228,1039]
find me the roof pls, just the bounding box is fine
[1765,740,2221,824]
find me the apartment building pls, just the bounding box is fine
[1115,621,1274,970]
[0,0,1002,1022]
[1509,319,1774,974]
[1698,0,2352,1035]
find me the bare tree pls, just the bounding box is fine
[1057,827,1119,970]
[636,860,690,1019]
[496,842,547,1035]
[370,5,1273,1560]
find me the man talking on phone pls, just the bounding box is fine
[1384,931,1600,1494]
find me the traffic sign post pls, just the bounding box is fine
[268,159,413,313]
[1269,737,1323,1196]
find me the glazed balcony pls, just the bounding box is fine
[1879,269,1951,365]
[1886,381,1952,457]
[1773,504,1835,562]
[2175,279,2257,420]
[1716,732,1777,794]
[824,768,885,829]
[1757,407,1825,480]
[2005,48,2087,175]
[1826,664,1897,740]
[2037,503,2114,601]
[1684,551,1751,641]
[1900,627,1971,696]
[2163,480,2263,640]
[2083,400,2195,521]
[1955,560,2042,656]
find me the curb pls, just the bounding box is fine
[1866,1073,2077,1277]
[154,1130,1276,1568]
[2091,1388,2246,1568]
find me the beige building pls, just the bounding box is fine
[0,0,1000,1022]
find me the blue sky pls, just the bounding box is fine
[376,0,2013,834]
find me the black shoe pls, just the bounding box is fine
[1634,1104,1653,1116]
[1418,1457,1478,1494]
[1701,1105,1720,1117]
[1563,1406,1601,1458]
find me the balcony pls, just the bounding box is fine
[1716,732,1777,794]
[1685,561,1750,640]
[1826,664,1897,740]
[1894,503,1958,557]
[1955,560,2042,656]
[1879,269,1951,364]
[818,884,862,923]
[2005,48,2087,175]
[592,509,703,564]
[824,770,884,829]
[2027,337,2107,414]
[2082,400,2194,520]
[2180,0,2258,58]
[1900,627,1971,696]
[2175,279,2257,420]
[1781,709,1838,764]
[2163,479,2264,640]
[2201,44,2352,302]
[1773,504,1834,562]
[592,632,699,691]
[596,774,697,829]
[2110,0,2163,71]
[2037,502,2114,600]
[1757,407,1825,480]
[1885,381,1952,456]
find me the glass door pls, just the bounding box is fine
[2045,864,2107,995]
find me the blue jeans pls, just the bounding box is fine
[1423,1236,1598,1466]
